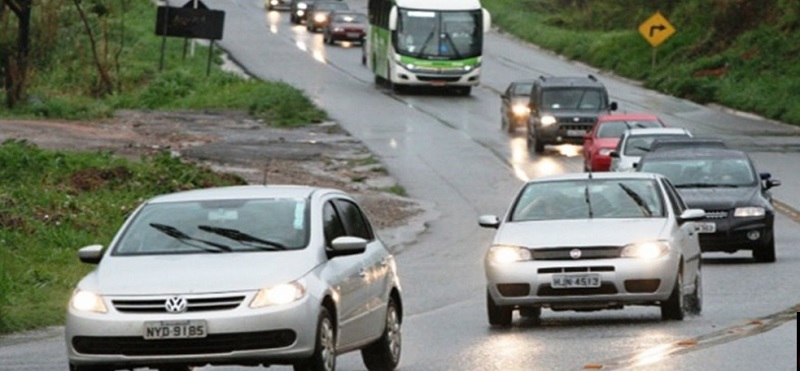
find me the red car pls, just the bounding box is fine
[582,113,666,172]
[322,11,367,45]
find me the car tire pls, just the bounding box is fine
[519,307,541,324]
[361,297,402,371]
[294,307,336,371]
[752,235,776,263]
[527,132,544,154]
[455,86,471,96]
[660,269,685,321]
[486,290,512,327]
[687,267,702,315]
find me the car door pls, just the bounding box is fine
[500,84,513,126]
[332,198,389,342]
[662,179,701,288]
[321,200,370,347]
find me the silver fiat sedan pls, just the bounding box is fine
[66,185,402,371]
[478,172,704,326]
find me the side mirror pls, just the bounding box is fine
[765,179,781,189]
[609,151,619,158]
[388,6,397,30]
[679,209,706,222]
[609,101,618,111]
[482,8,491,33]
[329,236,367,257]
[632,162,638,169]
[759,172,771,180]
[478,215,500,229]
[78,244,105,264]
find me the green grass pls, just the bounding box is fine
[0,140,247,334]
[482,0,800,126]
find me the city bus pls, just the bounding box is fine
[365,0,491,95]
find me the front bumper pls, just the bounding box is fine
[696,214,772,252]
[390,63,480,87]
[330,30,365,41]
[66,292,318,368]
[533,122,593,146]
[486,256,679,310]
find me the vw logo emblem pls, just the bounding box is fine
[165,296,188,313]
[569,249,582,259]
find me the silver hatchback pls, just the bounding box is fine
[66,185,402,371]
[478,172,704,326]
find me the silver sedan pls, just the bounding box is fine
[478,172,704,326]
[66,185,402,371]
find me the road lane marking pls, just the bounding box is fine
[774,199,800,224]
[584,303,799,370]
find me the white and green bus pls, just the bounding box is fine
[365,0,490,95]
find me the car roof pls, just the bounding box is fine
[626,127,689,136]
[598,113,660,122]
[649,138,727,152]
[147,185,341,204]
[510,79,537,85]
[535,75,607,89]
[527,171,660,184]
[640,147,750,162]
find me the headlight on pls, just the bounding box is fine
[297,10,305,16]
[463,65,472,72]
[488,245,531,264]
[734,207,765,217]
[251,281,306,308]
[334,27,344,32]
[621,241,669,259]
[511,104,530,117]
[314,13,327,22]
[70,290,107,313]
[297,2,307,9]
[541,115,557,126]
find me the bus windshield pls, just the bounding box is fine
[395,9,481,59]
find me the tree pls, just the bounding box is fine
[2,0,33,108]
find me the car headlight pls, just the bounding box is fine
[251,281,306,308]
[734,207,765,217]
[620,241,669,259]
[598,148,613,156]
[297,10,305,16]
[511,104,530,117]
[487,245,531,264]
[70,290,108,313]
[334,27,344,32]
[297,2,307,9]
[541,115,557,126]
[314,13,327,22]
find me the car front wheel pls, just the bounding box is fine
[361,297,402,371]
[294,307,336,371]
[486,290,512,327]
[752,235,776,263]
[660,270,685,321]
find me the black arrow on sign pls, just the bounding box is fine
[650,24,666,37]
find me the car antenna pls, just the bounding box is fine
[584,172,594,218]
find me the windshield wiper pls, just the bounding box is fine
[584,174,594,218]
[618,183,653,217]
[197,225,287,251]
[674,183,718,188]
[633,145,651,152]
[416,30,436,58]
[150,223,232,253]
[442,32,462,59]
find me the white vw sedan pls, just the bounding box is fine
[478,172,704,326]
[66,185,402,371]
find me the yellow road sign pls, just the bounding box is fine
[638,12,676,48]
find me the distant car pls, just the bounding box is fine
[500,80,535,133]
[66,185,403,371]
[582,113,666,172]
[609,127,692,172]
[637,148,781,262]
[479,172,704,326]
[323,11,367,45]
[290,0,316,24]
[648,137,728,153]
[306,1,350,32]
[266,0,291,11]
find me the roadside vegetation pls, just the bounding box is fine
[483,0,800,126]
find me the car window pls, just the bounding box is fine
[660,178,686,217]
[541,88,604,111]
[623,134,690,156]
[333,199,373,240]
[512,83,533,96]
[597,121,662,138]
[323,201,347,247]
[333,13,365,23]
[113,198,309,255]
[316,2,348,10]
[641,157,756,187]
[511,179,665,221]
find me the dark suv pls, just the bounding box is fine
[526,75,617,154]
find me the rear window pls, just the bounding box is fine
[597,120,663,138]
[623,134,690,156]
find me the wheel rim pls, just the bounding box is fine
[386,305,401,362]
[320,317,335,371]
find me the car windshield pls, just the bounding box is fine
[512,83,533,96]
[639,158,756,187]
[511,179,665,221]
[315,2,348,11]
[112,198,309,256]
[395,9,482,59]
[541,88,604,111]
[623,134,690,156]
[333,13,366,23]
[597,120,663,138]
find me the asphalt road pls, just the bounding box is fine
[2,0,798,370]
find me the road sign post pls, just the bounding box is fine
[638,12,676,68]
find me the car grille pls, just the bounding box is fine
[624,279,661,293]
[703,210,729,219]
[537,266,615,274]
[532,247,621,260]
[417,75,462,82]
[536,283,618,296]
[557,116,596,124]
[112,295,246,313]
[497,283,530,297]
[699,231,763,251]
[72,330,296,356]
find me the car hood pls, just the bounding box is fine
[495,219,668,248]
[86,252,317,295]
[676,186,763,210]
[592,138,619,150]
[546,110,601,120]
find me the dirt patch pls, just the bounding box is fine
[0,110,433,246]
